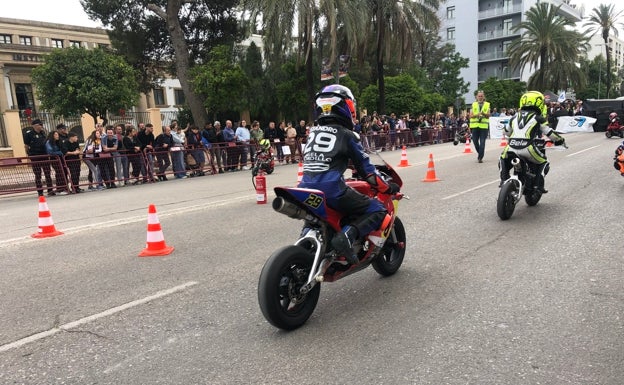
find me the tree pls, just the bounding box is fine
[507,3,588,91]
[583,3,624,98]
[81,0,241,124]
[31,47,139,125]
[478,78,527,111]
[365,0,441,114]
[190,45,248,120]
[359,74,424,115]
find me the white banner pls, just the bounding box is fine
[555,116,597,133]
[489,116,511,138]
[489,115,596,136]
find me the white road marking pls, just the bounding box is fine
[442,180,499,200]
[0,281,198,353]
[566,145,600,157]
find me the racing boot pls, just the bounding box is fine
[498,158,510,187]
[331,225,359,264]
[537,163,549,193]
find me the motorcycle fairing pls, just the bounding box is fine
[274,187,342,231]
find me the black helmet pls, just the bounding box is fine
[314,84,357,129]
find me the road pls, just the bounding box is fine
[0,132,622,385]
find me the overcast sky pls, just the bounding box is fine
[0,0,611,30]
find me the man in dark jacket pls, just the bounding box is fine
[23,119,53,196]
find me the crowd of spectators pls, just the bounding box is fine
[20,109,512,197]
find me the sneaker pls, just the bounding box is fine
[47,192,56,197]
[331,226,359,264]
[58,191,69,196]
[88,186,95,191]
[242,166,250,170]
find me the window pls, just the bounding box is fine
[70,40,81,48]
[153,89,166,106]
[19,36,32,46]
[15,84,35,111]
[174,89,185,105]
[446,6,455,20]
[0,34,11,44]
[503,19,513,34]
[447,27,455,41]
[52,39,63,48]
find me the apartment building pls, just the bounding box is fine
[438,0,583,101]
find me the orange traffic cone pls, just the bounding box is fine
[421,153,440,182]
[397,146,411,167]
[32,195,64,238]
[296,161,304,185]
[500,134,508,147]
[139,204,174,257]
[463,138,473,153]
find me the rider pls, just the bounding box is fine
[298,84,399,264]
[613,140,624,175]
[257,138,272,155]
[499,90,565,193]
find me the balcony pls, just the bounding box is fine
[478,68,521,82]
[478,50,508,62]
[478,28,520,42]
[478,4,522,20]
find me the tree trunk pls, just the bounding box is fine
[376,6,386,115]
[149,2,209,125]
[604,36,612,98]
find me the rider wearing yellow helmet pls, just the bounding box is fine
[499,91,565,193]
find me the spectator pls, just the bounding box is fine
[64,132,83,193]
[249,120,264,163]
[100,127,118,188]
[186,125,206,176]
[222,120,236,171]
[123,126,143,185]
[137,123,156,183]
[154,126,173,181]
[264,121,283,163]
[235,119,251,170]
[202,121,224,174]
[574,100,584,116]
[114,124,128,185]
[45,131,68,195]
[83,130,104,190]
[23,119,53,197]
[170,123,188,179]
[295,119,307,162]
[285,122,298,164]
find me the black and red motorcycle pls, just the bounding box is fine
[258,154,407,330]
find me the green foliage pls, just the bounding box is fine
[478,78,527,110]
[359,84,380,115]
[191,45,248,117]
[240,42,268,121]
[383,74,423,115]
[31,47,139,122]
[275,60,308,123]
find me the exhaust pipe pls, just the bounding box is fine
[511,158,520,166]
[273,197,309,220]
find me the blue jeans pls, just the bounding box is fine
[171,148,186,177]
[471,128,489,160]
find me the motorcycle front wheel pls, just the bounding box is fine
[258,245,320,330]
[606,131,613,138]
[497,180,518,220]
[372,217,406,276]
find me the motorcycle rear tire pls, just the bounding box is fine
[372,217,406,276]
[606,131,613,138]
[258,245,320,330]
[497,181,518,220]
[266,166,274,175]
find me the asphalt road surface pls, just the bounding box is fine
[0,132,622,385]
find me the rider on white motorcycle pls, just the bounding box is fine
[499,91,565,193]
[298,84,399,264]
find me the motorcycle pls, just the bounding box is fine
[258,154,407,330]
[497,138,567,220]
[251,149,275,177]
[605,112,623,138]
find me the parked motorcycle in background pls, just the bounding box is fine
[258,153,407,330]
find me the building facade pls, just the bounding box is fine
[438,0,583,101]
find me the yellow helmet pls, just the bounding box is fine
[259,138,271,150]
[519,91,547,117]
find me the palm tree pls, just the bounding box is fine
[243,0,361,122]
[583,3,624,98]
[507,3,588,92]
[364,0,440,114]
